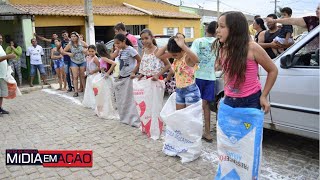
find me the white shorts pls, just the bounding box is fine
[274,36,294,45]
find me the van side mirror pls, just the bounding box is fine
[280,55,293,69]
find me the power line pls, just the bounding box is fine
[281,0,299,5]
[219,1,255,15]
[280,0,314,6]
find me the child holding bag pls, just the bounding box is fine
[82,45,100,109]
[156,33,200,110]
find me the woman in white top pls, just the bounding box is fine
[138,29,171,80]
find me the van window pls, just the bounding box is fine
[293,35,319,67]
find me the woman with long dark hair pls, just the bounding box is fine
[214,11,278,179]
[113,33,141,127]
[253,18,266,42]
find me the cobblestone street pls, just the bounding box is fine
[0,89,319,180]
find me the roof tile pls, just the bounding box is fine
[94,5,145,16]
[13,4,86,16]
[0,4,28,15]
[10,4,199,19]
[147,9,200,19]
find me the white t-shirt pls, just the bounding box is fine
[26,45,44,65]
[0,45,7,78]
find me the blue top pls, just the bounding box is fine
[62,39,71,61]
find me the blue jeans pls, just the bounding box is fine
[30,64,46,77]
[70,61,86,67]
[53,59,64,69]
[224,90,262,110]
[64,59,72,89]
[175,83,201,105]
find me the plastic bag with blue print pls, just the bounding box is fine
[160,92,203,163]
[215,99,264,180]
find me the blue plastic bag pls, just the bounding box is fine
[215,99,264,180]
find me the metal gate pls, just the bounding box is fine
[42,48,55,81]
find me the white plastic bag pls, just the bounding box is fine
[133,78,165,140]
[4,66,16,84]
[160,92,203,163]
[82,73,99,109]
[215,99,264,180]
[4,66,21,99]
[93,74,119,119]
[114,77,140,127]
[113,57,120,78]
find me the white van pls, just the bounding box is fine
[213,26,319,140]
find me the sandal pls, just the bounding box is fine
[73,92,78,97]
[67,87,74,92]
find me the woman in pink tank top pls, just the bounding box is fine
[214,11,278,180]
[215,12,278,112]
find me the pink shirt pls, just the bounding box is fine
[99,57,110,72]
[224,59,261,98]
[126,33,138,47]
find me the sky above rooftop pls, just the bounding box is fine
[164,0,318,18]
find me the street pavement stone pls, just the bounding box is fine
[0,89,319,179]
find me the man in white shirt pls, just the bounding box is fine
[26,38,48,87]
[0,34,16,116]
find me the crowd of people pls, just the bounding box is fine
[0,4,319,177]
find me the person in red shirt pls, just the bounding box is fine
[114,22,138,51]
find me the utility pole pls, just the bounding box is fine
[85,0,95,44]
[270,0,280,14]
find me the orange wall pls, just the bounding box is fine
[34,16,85,27]
[94,15,149,26]
[148,17,201,42]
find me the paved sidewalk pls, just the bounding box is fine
[0,88,318,180]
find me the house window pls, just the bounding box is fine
[183,27,194,38]
[163,27,178,36]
